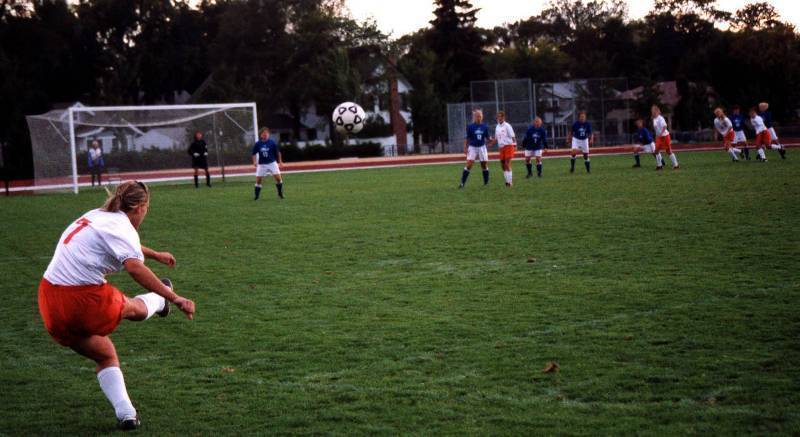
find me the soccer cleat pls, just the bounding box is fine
[526,173,532,179]
[672,166,680,170]
[632,163,641,168]
[780,148,786,159]
[656,166,663,171]
[458,183,464,189]
[117,415,140,431]
[278,193,284,199]
[157,279,172,317]
[505,182,512,187]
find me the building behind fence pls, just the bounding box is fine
[447,78,633,152]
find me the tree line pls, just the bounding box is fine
[1,0,798,179]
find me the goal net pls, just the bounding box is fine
[26,103,258,193]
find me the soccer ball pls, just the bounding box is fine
[332,102,366,135]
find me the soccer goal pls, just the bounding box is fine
[26,103,258,193]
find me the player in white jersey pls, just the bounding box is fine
[38,181,195,430]
[758,102,787,159]
[748,107,770,162]
[713,108,741,162]
[651,105,679,170]
[492,111,517,187]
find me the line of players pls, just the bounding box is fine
[459,102,787,187]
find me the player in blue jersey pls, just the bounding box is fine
[251,127,284,200]
[459,109,490,188]
[631,118,657,168]
[570,111,592,173]
[758,102,786,159]
[730,106,749,160]
[522,116,546,178]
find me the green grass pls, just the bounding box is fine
[1,151,799,435]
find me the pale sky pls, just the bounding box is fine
[345,0,800,38]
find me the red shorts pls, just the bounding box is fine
[498,144,516,160]
[755,130,771,146]
[655,134,672,153]
[723,130,734,144]
[38,278,126,346]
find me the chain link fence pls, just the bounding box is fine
[448,78,632,150]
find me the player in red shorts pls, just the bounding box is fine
[651,105,679,170]
[749,107,771,162]
[713,107,741,162]
[38,181,195,430]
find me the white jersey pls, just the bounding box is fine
[714,117,732,135]
[43,209,144,286]
[653,115,669,137]
[494,122,516,147]
[89,148,103,160]
[750,115,767,134]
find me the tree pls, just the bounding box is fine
[732,2,783,31]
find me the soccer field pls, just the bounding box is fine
[2,151,799,435]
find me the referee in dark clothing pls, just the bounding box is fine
[188,131,211,188]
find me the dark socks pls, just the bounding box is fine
[743,147,750,159]
[482,169,489,185]
[570,157,576,172]
[536,163,542,177]
[526,163,533,176]
[194,175,199,188]
[205,170,211,187]
[585,159,591,173]
[634,153,641,166]
[461,168,470,185]
[276,182,284,198]
[254,184,262,200]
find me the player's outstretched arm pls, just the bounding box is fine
[142,245,176,268]
[124,259,195,319]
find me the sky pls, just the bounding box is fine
[344,0,800,38]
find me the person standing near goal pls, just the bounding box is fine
[493,111,516,187]
[88,140,105,187]
[632,118,657,168]
[522,116,546,178]
[252,127,284,200]
[730,105,750,160]
[37,181,195,430]
[758,102,786,159]
[569,111,592,174]
[652,105,679,170]
[188,131,211,188]
[459,109,490,188]
[713,108,741,162]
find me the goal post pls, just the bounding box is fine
[27,102,259,194]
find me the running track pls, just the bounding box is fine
[5,141,798,194]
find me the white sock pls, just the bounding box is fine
[656,153,663,166]
[504,171,512,184]
[135,292,165,320]
[770,144,782,150]
[97,367,136,420]
[732,147,741,153]
[670,153,678,167]
[728,149,739,160]
[758,148,767,159]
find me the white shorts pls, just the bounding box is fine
[256,162,281,177]
[769,127,778,141]
[524,149,543,158]
[637,142,655,154]
[733,131,747,144]
[466,146,489,162]
[571,138,590,154]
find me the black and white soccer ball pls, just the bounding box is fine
[332,102,366,135]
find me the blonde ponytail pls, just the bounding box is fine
[102,181,149,213]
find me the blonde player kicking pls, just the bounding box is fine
[730,105,750,160]
[749,107,771,162]
[713,108,741,162]
[652,105,679,170]
[493,111,516,187]
[522,116,546,178]
[459,109,490,187]
[569,111,592,174]
[37,181,195,430]
[758,102,787,159]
